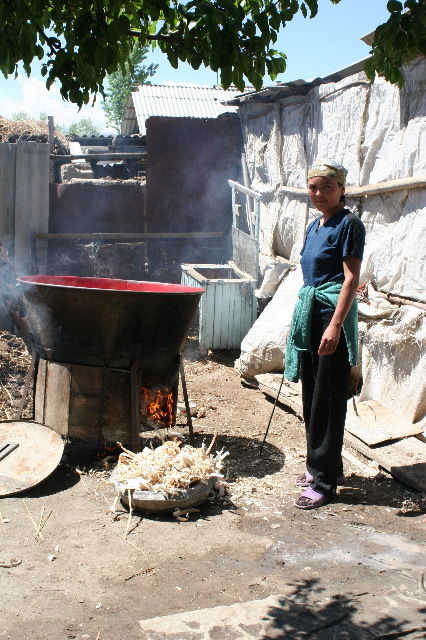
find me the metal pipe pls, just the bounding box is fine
[228,179,262,200]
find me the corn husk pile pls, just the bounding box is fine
[110,440,228,498]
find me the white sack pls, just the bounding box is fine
[359,305,426,424]
[235,266,303,377]
[255,256,293,299]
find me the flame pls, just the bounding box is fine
[141,386,174,428]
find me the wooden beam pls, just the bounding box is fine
[34,232,226,241]
[278,176,426,198]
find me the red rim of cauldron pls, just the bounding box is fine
[17,275,204,295]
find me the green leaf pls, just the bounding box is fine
[387,1,403,12]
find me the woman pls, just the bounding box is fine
[284,160,365,509]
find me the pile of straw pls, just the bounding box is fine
[0,117,69,153]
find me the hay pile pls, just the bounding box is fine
[0,117,69,154]
[0,331,32,420]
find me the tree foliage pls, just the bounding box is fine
[364,0,426,86]
[68,118,101,136]
[0,1,425,108]
[103,44,157,132]
[11,112,31,121]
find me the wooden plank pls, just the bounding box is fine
[34,358,47,424]
[344,432,426,492]
[68,396,103,440]
[240,281,256,342]
[199,280,215,352]
[219,282,231,349]
[103,368,132,443]
[278,176,426,198]
[212,281,224,348]
[68,363,103,440]
[232,226,258,280]
[226,281,237,350]
[256,373,303,418]
[234,282,244,350]
[43,361,71,436]
[345,399,422,446]
[70,363,103,396]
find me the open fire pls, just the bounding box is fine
[141,386,174,429]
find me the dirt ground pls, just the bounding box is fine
[0,332,425,640]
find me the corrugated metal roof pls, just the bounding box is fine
[225,58,369,105]
[121,84,241,135]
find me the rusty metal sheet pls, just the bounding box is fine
[146,116,241,233]
[0,421,64,497]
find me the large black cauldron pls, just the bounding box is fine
[18,276,204,380]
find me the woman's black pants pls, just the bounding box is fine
[300,312,351,497]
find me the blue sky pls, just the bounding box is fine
[0,0,390,133]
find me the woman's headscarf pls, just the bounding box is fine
[307,160,348,186]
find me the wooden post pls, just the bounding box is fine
[241,153,254,236]
[179,358,194,445]
[47,116,55,153]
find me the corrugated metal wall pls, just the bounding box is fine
[0,141,49,328]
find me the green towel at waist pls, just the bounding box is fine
[284,280,358,383]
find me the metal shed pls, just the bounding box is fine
[122,83,240,135]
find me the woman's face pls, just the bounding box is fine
[307,176,345,216]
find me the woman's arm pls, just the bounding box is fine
[318,255,361,356]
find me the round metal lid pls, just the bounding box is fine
[0,421,64,497]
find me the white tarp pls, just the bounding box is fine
[359,303,426,424]
[361,192,426,302]
[236,57,426,422]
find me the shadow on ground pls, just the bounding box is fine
[264,578,426,639]
[17,464,80,499]
[178,431,286,481]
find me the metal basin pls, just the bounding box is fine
[17,276,204,379]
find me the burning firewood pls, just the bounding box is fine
[110,439,228,498]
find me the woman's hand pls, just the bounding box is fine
[318,322,341,355]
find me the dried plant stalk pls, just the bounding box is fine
[110,440,228,498]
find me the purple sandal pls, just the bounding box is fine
[294,486,330,509]
[295,472,347,487]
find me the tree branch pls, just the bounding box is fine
[35,26,60,56]
[128,29,184,42]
